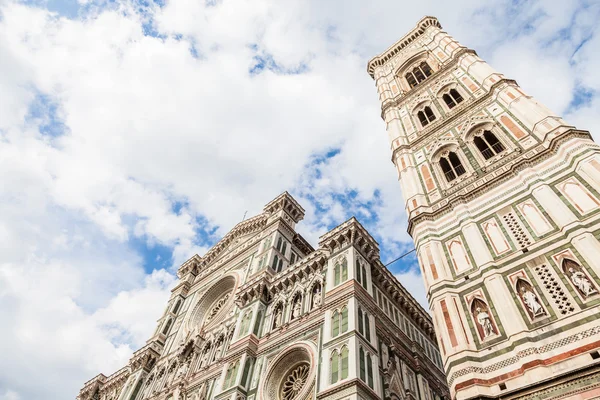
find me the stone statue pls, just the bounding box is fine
[274,307,283,328]
[520,287,544,316]
[312,288,322,308]
[569,267,596,297]
[292,299,301,319]
[176,361,189,379]
[475,307,495,338]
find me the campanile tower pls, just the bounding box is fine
[368,16,600,400]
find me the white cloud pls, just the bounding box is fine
[0,0,598,399]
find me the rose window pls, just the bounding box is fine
[280,363,309,400]
[205,293,230,324]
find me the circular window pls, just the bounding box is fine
[280,363,310,400]
[187,275,238,331]
[259,342,316,400]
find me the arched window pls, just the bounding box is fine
[334,262,341,286]
[253,310,263,336]
[364,313,371,342]
[239,311,252,336]
[162,318,173,335]
[341,307,348,333]
[276,237,283,252]
[359,347,366,381]
[341,258,348,281]
[356,260,362,285]
[224,361,239,389]
[340,347,349,380]
[331,310,340,337]
[172,299,182,314]
[417,106,436,127]
[366,354,373,388]
[330,350,339,384]
[443,88,464,109]
[473,130,505,160]
[405,61,434,88]
[362,264,368,288]
[272,255,279,271]
[281,241,287,256]
[439,152,466,182]
[358,307,364,335]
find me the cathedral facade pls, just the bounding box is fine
[77,192,449,400]
[367,16,600,400]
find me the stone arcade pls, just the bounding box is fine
[367,16,600,400]
[77,192,448,400]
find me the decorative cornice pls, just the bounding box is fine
[367,16,442,78]
[371,258,434,337]
[407,129,593,235]
[380,48,477,118]
[318,217,380,262]
[177,213,268,278]
[390,78,518,162]
[130,340,163,372]
[263,191,305,223]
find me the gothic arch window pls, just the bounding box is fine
[172,299,182,314]
[405,61,434,88]
[439,151,466,182]
[358,347,373,388]
[562,258,598,298]
[239,310,253,337]
[253,310,263,336]
[330,350,339,384]
[162,318,173,335]
[334,257,348,286]
[272,255,283,273]
[356,259,368,288]
[276,237,283,252]
[366,353,373,388]
[359,347,366,381]
[515,279,546,319]
[357,306,371,341]
[473,130,505,160]
[417,106,436,127]
[224,360,239,389]
[470,298,497,340]
[330,346,349,384]
[331,310,340,337]
[442,88,464,109]
[331,307,348,338]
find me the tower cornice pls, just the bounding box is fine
[367,16,442,78]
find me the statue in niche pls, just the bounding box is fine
[176,361,189,379]
[312,285,322,309]
[516,280,545,317]
[273,306,283,328]
[292,296,302,319]
[475,307,495,338]
[569,267,596,297]
[471,299,496,339]
[563,258,597,298]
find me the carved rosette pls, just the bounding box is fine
[257,342,317,400]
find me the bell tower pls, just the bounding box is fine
[368,16,600,400]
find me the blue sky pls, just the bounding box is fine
[0,0,599,399]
